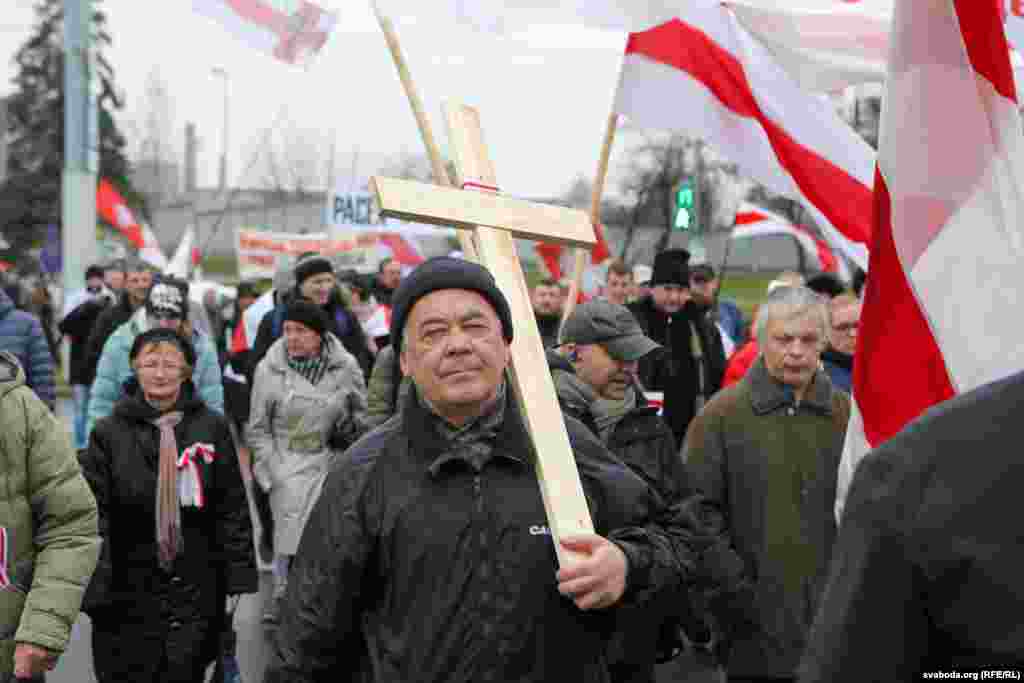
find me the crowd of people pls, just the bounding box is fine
[0,243,1017,682]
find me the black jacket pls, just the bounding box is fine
[549,351,704,683]
[799,371,1024,681]
[79,381,257,681]
[84,293,136,388]
[627,298,725,444]
[59,297,112,386]
[536,313,562,349]
[249,288,375,385]
[265,383,684,683]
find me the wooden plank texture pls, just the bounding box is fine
[370,176,596,249]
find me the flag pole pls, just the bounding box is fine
[562,112,618,328]
[373,3,478,260]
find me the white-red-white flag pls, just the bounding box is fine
[193,0,337,65]
[732,203,847,279]
[835,0,1024,519]
[613,2,875,271]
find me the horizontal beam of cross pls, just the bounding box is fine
[370,176,597,249]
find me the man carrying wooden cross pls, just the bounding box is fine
[264,257,686,682]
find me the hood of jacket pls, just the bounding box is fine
[0,350,27,401]
[0,287,14,320]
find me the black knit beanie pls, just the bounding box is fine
[293,254,334,286]
[284,298,329,337]
[130,328,196,368]
[390,257,514,353]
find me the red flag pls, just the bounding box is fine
[535,242,564,280]
[96,179,145,248]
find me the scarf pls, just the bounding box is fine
[419,381,507,471]
[287,338,330,386]
[552,369,636,444]
[153,411,184,571]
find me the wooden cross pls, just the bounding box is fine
[371,102,597,567]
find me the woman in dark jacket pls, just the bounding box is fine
[248,254,375,382]
[79,328,258,682]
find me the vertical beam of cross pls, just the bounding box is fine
[372,103,597,566]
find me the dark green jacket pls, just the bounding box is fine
[0,352,100,674]
[682,357,849,678]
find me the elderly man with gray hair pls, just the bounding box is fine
[681,286,851,683]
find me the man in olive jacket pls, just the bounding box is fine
[0,352,100,679]
[682,287,850,683]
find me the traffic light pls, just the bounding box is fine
[674,181,694,231]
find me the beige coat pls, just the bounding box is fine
[247,335,366,555]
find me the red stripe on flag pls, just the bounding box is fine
[954,0,1017,103]
[625,19,872,248]
[854,168,955,447]
[792,224,839,273]
[591,222,611,265]
[378,234,424,267]
[734,210,767,226]
[225,0,286,28]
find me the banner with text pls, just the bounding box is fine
[235,228,379,280]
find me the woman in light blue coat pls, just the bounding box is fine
[86,278,223,439]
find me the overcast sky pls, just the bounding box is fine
[2,0,639,200]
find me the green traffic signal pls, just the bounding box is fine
[674,182,694,230]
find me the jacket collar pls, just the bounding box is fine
[266,333,347,374]
[822,347,854,371]
[114,379,204,422]
[400,376,534,478]
[747,356,834,416]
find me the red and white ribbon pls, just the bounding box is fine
[177,443,217,509]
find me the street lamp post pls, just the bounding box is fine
[211,67,229,191]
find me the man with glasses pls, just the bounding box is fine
[821,294,860,394]
[84,258,155,397]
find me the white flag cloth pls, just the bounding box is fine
[373,0,676,33]
[835,0,1024,520]
[613,2,874,270]
[725,0,891,91]
[729,1,1024,91]
[193,0,338,65]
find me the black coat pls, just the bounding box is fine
[265,383,685,683]
[799,371,1024,682]
[79,381,258,682]
[58,297,111,386]
[548,351,703,683]
[627,298,725,444]
[84,293,136,388]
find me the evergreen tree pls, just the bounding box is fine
[0,0,134,257]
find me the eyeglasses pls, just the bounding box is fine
[137,361,185,374]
